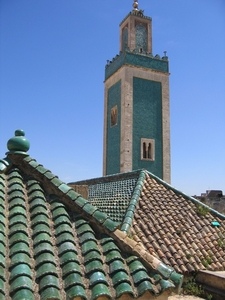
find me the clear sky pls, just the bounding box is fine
[0,0,225,196]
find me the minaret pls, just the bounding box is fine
[103,1,171,183]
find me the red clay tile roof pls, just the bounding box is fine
[73,171,225,275]
[131,173,225,274]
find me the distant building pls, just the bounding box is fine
[195,190,225,214]
[103,2,170,183]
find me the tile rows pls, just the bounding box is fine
[0,167,177,299]
[88,177,138,222]
[132,173,225,274]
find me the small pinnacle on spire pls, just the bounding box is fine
[133,0,139,11]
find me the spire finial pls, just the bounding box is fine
[7,129,30,155]
[133,0,139,11]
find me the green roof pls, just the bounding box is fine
[0,130,182,299]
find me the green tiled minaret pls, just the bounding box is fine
[103,1,171,183]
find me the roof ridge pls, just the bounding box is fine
[120,170,146,232]
[145,171,225,220]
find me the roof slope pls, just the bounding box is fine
[0,130,182,300]
[73,171,225,275]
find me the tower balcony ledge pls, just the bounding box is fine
[105,50,169,80]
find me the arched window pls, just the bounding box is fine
[143,142,147,158]
[141,138,155,161]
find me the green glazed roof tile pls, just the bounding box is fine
[0,281,4,299]
[66,285,87,300]
[55,224,73,236]
[9,232,29,246]
[0,253,5,268]
[82,203,98,215]
[64,272,84,290]
[92,210,108,224]
[128,260,147,274]
[109,260,126,275]
[10,253,30,269]
[0,223,5,235]
[58,183,72,194]
[159,279,175,292]
[105,250,123,264]
[55,232,75,246]
[54,215,71,227]
[76,224,94,235]
[103,219,120,231]
[60,251,79,266]
[7,184,24,193]
[9,242,30,257]
[79,232,96,244]
[10,276,33,295]
[27,181,44,192]
[91,283,111,300]
[115,282,134,298]
[66,189,80,201]
[36,165,49,174]
[0,243,5,256]
[136,280,154,296]
[85,260,103,275]
[8,224,28,237]
[74,197,89,208]
[58,242,77,256]
[39,274,60,292]
[44,171,57,180]
[31,214,50,228]
[9,215,27,227]
[9,206,27,218]
[0,233,5,245]
[32,224,51,236]
[35,252,56,268]
[89,271,108,287]
[8,191,24,202]
[30,206,48,218]
[52,207,69,220]
[9,198,26,209]
[12,289,35,300]
[112,271,130,286]
[9,264,32,282]
[33,232,52,246]
[40,287,61,300]
[102,241,120,254]
[36,262,58,280]
[0,266,5,280]
[62,262,81,278]
[34,243,54,258]
[83,251,102,264]
[28,160,40,168]
[51,177,64,187]
[81,241,100,255]
[49,202,66,212]
[132,270,150,284]
[28,192,46,202]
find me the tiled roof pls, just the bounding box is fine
[74,171,225,275]
[0,130,182,300]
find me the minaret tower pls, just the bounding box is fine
[103,1,171,183]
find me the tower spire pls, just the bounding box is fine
[133,1,139,11]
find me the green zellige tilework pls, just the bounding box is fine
[133,77,163,178]
[106,80,121,175]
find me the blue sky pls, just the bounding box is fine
[0,0,224,196]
